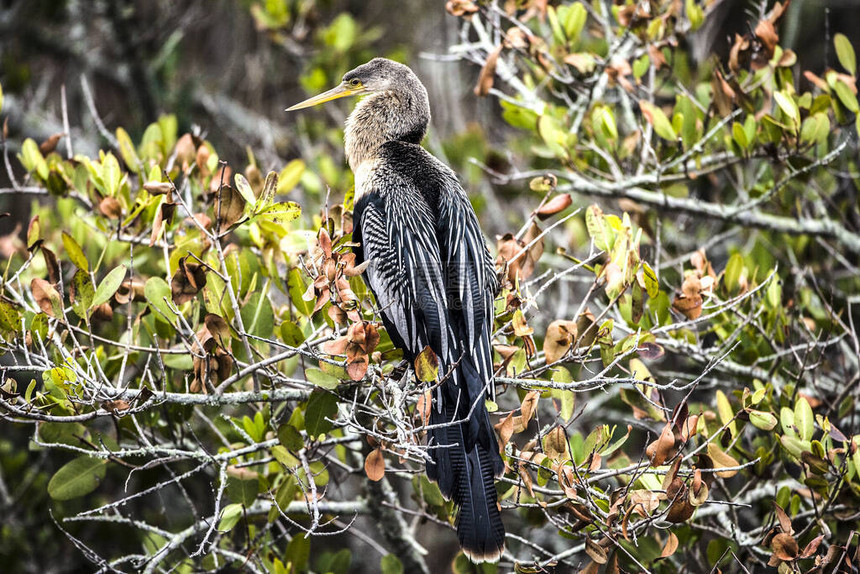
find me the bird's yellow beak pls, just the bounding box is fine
[285,83,363,111]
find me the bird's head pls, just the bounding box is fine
[286,58,418,111]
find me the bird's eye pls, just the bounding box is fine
[349,78,361,87]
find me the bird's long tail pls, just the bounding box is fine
[426,360,505,562]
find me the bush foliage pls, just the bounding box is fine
[1,1,860,573]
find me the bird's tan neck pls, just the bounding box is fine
[344,90,429,173]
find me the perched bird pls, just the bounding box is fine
[287,58,505,562]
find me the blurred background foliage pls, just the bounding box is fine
[1,0,860,573]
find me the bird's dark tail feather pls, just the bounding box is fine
[426,364,505,562]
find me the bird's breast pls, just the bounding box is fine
[352,158,380,205]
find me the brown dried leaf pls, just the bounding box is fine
[544,425,568,459]
[318,227,332,259]
[672,274,703,319]
[446,0,478,17]
[518,462,534,497]
[143,181,174,195]
[800,534,824,559]
[149,201,176,246]
[416,390,432,426]
[204,313,230,346]
[102,399,130,413]
[535,193,572,220]
[646,422,676,467]
[91,302,113,322]
[171,256,207,305]
[324,336,349,356]
[629,490,661,517]
[215,184,246,230]
[660,532,679,558]
[346,356,369,381]
[175,133,197,170]
[31,278,61,317]
[774,502,792,534]
[665,484,694,523]
[115,279,145,304]
[42,247,60,285]
[99,196,122,219]
[39,133,64,155]
[576,309,597,348]
[520,390,540,424]
[585,538,607,565]
[475,45,502,97]
[771,532,799,562]
[364,448,385,481]
[543,320,577,364]
[495,411,514,446]
[707,443,740,478]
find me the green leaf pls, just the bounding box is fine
[271,445,299,469]
[278,424,305,452]
[226,473,259,507]
[116,127,140,173]
[144,276,175,320]
[217,503,244,532]
[632,54,650,79]
[20,138,48,180]
[72,269,95,318]
[0,299,22,331]
[585,204,610,252]
[255,201,301,224]
[834,33,857,75]
[47,456,107,500]
[62,232,89,271]
[748,409,778,431]
[287,268,313,316]
[101,152,122,197]
[380,554,404,574]
[732,121,749,150]
[557,3,587,43]
[327,549,352,574]
[280,321,306,347]
[723,253,744,292]
[304,390,338,437]
[773,91,799,125]
[640,101,676,141]
[92,265,126,309]
[780,435,808,459]
[833,79,859,113]
[641,262,659,298]
[780,406,796,437]
[794,396,814,442]
[240,291,274,339]
[277,159,305,195]
[538,114,568,157]
[234,173,257,204]
[546,5,564,45]
[305,367,339,389]
[286,530,310,572]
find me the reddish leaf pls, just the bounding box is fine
[474,45,502,97]
[771,532,799,562]
[364,448,385,481]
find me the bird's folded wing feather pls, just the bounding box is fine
[358,185,453,361]
[437,184,498,396]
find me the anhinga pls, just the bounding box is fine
[287,58,505,562]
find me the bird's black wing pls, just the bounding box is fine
[436,178,499,400]
[352,167,451,363]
